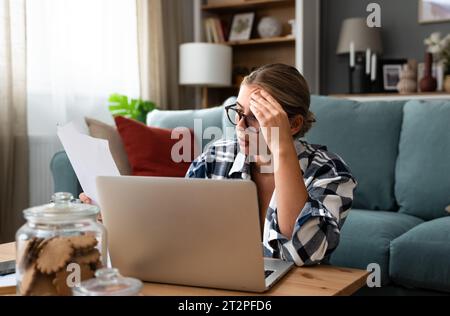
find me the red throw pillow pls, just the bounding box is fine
[114,116,195,177]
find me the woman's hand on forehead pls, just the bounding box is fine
[250,90,282,111]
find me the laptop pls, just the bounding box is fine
[96,176,294,293]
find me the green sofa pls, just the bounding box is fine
[307,97,450,295]
[50,96,450,295]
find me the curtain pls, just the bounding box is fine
[26,0,140,207]
[0,0,28,242]
[137,0,196,110]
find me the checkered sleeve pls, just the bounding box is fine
[266,153,356,266]
[186,151,209,178]
[186,139,238,179]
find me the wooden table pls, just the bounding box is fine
[0,242,368,296]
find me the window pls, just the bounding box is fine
[27,0,140,135]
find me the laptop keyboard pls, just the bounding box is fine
[264,270,274,278]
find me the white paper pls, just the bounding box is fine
[57,121,120,205]
[0,273,16,287]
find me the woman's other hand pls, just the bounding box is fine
[79,192,92,204]
[79,193,102,223]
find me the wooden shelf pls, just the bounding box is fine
[226,36,295,46]
[211,85,240,89]
[331,92,450,97]
[202,0,294,11]
[329,92,450,101]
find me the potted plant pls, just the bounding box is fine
[108,94,156,123]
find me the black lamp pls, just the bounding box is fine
[336,17,383,94]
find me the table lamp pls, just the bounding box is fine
[179,43,232,108]
[336,17,383,93]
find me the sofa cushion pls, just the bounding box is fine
[395,100,450,220]
[306,96,405,211]
[50,151,82,197]
[390,217,450,292]
[147,106,224,154]
[115,116,194,177]
[329,209,423,285]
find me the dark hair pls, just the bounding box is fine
[242,63,315,137]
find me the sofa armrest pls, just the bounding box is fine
[50,151,82,198]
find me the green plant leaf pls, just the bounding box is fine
[107,93,157,123]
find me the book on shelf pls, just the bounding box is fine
[214,19,225,43]
[204,17,228,43]
[220,19,230,41]
[204,19,213,43]
[210,18,220,43]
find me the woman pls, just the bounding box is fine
[81,64,356,267]
[185,64,356,266]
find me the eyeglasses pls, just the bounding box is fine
[225,104,259,128]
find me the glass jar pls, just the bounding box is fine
[15,192,107,296]
[72,268,142,296]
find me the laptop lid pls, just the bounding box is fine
[96,176,267,292]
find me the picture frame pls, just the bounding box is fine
[380,59,407,92]
[419,0,450,24]
[383,65,403,91]
[228,12,255,41]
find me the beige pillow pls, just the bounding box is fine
[85,117,132,175]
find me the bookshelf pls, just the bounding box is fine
[329,92,450,102]
[227,35,295,46]
[202,0,295,10]
[194,0,320,106]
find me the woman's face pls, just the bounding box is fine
[235,84,266,156]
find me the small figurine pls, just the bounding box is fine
[397,64,417,94]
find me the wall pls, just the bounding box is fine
[321,0,450,94]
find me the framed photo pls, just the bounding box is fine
[381,59,407,92]
[228,12,255,41]
[419,0,450,24]
[383,65,402,91]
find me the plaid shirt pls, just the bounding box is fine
[186,138,356,266]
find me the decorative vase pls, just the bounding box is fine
[257,17,282,38]
[444,75,450,93]
[419,52,437,92]
[397,64,417,94]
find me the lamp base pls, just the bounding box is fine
[349,53,372,94]
[202,87,209,108]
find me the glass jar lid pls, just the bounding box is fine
[23,192,99,223]
[72,268,143,296]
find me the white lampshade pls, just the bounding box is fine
[179,43,232,87]
[336,17,383,54]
